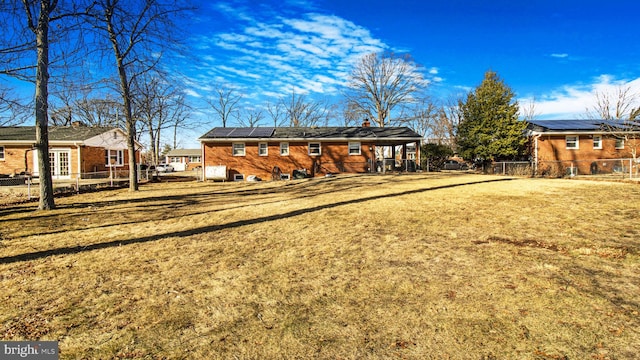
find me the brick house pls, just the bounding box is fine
[527,119,640,175]
[199,125,422,181]
[0,125,140,179]
[165,149,202,171]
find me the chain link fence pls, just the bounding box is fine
[491,159,639,180]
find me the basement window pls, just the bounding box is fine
[280,173,290,180]
[233,174,244,181]
[0,146,4,160]
[565,136,579,149]
[232,143,246,156]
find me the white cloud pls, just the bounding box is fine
[523,75,640,119]
[188,5,389,101]
[550,53,569,58]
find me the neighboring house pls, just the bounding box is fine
[527,119,640,175]
[0,124,140,179]
[198,124,422,181]
[165,148,202,171]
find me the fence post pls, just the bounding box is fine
[630,159,633,180]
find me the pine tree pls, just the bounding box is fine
[456,71,527,170]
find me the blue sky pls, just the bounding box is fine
[179,0,640,133]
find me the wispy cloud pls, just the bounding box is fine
[185,2,389,102]
[550,53,569,58]
[523,75,640,119]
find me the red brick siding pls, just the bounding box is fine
[537,134,633,174]
[203,141,374,180]
[0,145,34,175]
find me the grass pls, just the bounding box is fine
[1,173,639,359]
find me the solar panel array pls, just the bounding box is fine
[208,127,275,138]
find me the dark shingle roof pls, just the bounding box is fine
[200,126,422,141]
[527,119,639,132]
[0,126,117,142]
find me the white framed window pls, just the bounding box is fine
[232,143,245,156]
[280,173,290,180]
[259,142,268,156]
[565,136,579,149]
[234,174,244,181]
[0,146,4,160]
[615,138,625,149]
[280,142,289,156]
[593,135,602,149]
[169,156,181,163]
[308,142,321,155]
[105,149,124,166]
[188,155,201,163]
[348,142,361,155]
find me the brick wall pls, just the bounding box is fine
[537,134,632,174]
[0,145,33,175]
[203,141,374,180]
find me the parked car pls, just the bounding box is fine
[155,164,174,172]
[443,160,468,170]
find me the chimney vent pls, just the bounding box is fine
[362,119,370,127]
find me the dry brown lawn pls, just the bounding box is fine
[0,173,639,359]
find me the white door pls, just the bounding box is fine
[33,149,72,179]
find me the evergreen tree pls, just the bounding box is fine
[456,71,527,170]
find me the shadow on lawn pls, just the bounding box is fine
[0,177,514,264]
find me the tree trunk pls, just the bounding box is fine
[35,0,55,210]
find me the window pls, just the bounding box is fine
[233,174,244,181]
[308,142,321,155]
[259,142,268,156]
[565,136,579,149]
[105,149,123,166]
[348,142,361,155]
[280,142,289,156]
[169,156,181,163]
[280,173,290,180]
[188,155,201,163]
[0,146,4,160]
[615,138,625,149]
[232,143,245,156]
[593,135,602,149]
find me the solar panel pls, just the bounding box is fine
[204,127,275,138]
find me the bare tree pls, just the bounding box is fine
[282,91,332,127]
[207,85,242,128]
[132,73,190,163]
[74,96,123,127]
[396,96,439,138]
[520,97,539,121]
[346,52,425,127]
[0,0,85,210]
[586,85,640,165]
[588,86,640,120]
[234,109,264,127]
[88,0,187,191]
[266,100,285,127]
[0,86,28,126]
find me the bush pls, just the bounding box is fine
[421,143,454,171]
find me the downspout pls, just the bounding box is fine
[533,134,541,175]
[74,142,82,179]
